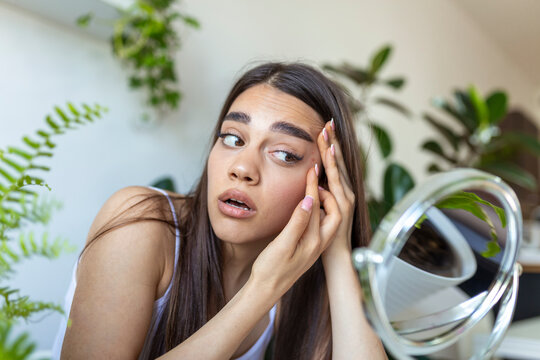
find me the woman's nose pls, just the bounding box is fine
[228,152,260,185]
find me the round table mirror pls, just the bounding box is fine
[353,168,522,359]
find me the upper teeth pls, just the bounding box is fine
[228,198,249,210]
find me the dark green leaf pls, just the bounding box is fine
[370,45,392,75]
[370,122,392,158]
[383,163,415,206]
[384,77,405,90]
[485,131,540,157]
[323,63,371,85]
[421,139,456,164]
[452,90,478,132]
[486,91,507,125]
[182,15,201,29]
[479,162,537,190]
[367,199,391,231]
[427,163,443,173]
[423,113,461,151]
[374,97,411,118]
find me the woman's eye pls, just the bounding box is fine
[220,133,244,147]
[274,150,302,164]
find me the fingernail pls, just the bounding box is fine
[301,195,314,211]
[318,185,325,191]
[315,163,319,176]
[322,127,328,142]
[330,144,335,156]
[330,118,335,131]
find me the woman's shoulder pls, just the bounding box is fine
[85,185,184,244]
[80,186,183,294]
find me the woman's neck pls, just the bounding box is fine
[221,239,269,301]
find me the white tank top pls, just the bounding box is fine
[51,186,277,359]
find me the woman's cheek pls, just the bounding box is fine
[266,172,308,228]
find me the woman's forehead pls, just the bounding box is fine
[227,84,324,135]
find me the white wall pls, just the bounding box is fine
[1,0,538,351]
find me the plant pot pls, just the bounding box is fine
[380,207,477,319]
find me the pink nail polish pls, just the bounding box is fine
[301,195,314,211]
[322,128,328,141]
[318,185,325,191]
[330,118,335,131]
[315,163,319,176]
[330,144,335,156]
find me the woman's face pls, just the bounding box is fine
[207,84,324,245]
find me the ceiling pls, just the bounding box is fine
[455,0,540,86]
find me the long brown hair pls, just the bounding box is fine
[83,62,370,359]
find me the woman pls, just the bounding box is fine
[55,62,386,359]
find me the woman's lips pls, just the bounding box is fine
[218,199,256,218]
[217,188,257,219]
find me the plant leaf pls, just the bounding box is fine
[421,139,457,164]
[76,12,93,28]
[468,85,489,129]
[482,240,501,257]
[427,163,443,173]
[486,91,508,125]
[479,162,537,190]
[384,77,405,90]
[423,113,461,151]
[370,45,392,76]
[383,163,415,207]
[182,15,201,29]
[452,90,479,132]
[373,96,411,118]
[369,122,392,158]
[323,63,371,85]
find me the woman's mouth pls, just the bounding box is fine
[218,199,256,218]
[217,189,257,219]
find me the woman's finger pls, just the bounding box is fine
[317,120,355,205]
[322,143,349,207]
[296,164,321,254]
[326,119,352,187]
[318,187,341,251]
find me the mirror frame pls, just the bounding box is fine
[353,168,522,359]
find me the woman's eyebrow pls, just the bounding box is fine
[270,121,313,143]
[223,111,313,143]
[224,111,250,124]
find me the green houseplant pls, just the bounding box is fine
[422,86,540,190]
[323,45,415,230]
[324,46,511,256]
[0,103,106,359]
[78,0,200,118]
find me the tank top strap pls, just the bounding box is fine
[146,186,180,283]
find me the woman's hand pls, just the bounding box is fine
[250,165,341,298]
[317,119,356,262]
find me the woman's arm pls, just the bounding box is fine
[317,121,387,359]
[323,249,387,359]
[63,168,340,359]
